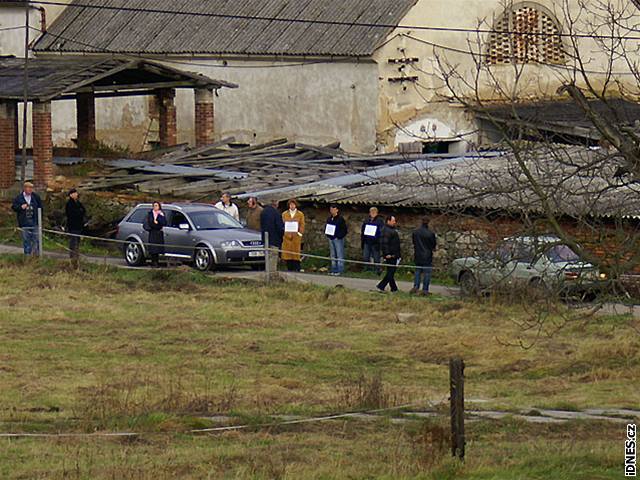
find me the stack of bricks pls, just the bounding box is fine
[32,101,53,189]
[195,88,215,147]
[0,101,16,189]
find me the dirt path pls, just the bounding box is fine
[2,243,639,318]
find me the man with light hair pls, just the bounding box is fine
[11,182,43,255]
[214,192,240,221]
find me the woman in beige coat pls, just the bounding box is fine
[281,199,305,271]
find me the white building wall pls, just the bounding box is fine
[44,58,379,154]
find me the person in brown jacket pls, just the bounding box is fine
[281,198,305,271]
[245,196,263,231]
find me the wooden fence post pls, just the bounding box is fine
[450,357,465,460]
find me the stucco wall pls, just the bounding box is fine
[373,0,640,151]
[45,58,379,153]
[0,7,41,57]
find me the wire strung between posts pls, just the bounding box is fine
[0,400,443,439]
[38,228,443,273]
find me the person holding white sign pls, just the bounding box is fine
[361,207,385,274]
[281,199,305,271]
[325,205,348,276]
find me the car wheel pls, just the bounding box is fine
[193,245,215,272]
[459,271,478,297]
[124,239,145,267]
[529,277,551,299]
[250,263,265,271]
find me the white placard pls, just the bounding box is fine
[364,225,378,237]
[285,221,299,233]
[325,224,336,236]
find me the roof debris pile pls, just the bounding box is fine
[81,138,415,198]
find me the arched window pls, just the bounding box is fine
[487,3,565,65]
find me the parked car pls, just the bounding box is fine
[450,235,608,298]
[116,203,265,271]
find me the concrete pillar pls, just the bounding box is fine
[195,88,215,147]
[0,101,17,189]
[76,92,96,152]
[32,101,53,189]
[157,88,177,148]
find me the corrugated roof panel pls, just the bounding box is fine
[34,0,419,56]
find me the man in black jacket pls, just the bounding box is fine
[361,207,385,274]
[11,182,43,255]
[411,216,437,295]
[65,189,87,262]
[325,204,348,275]
[260,199,284,249]
[376,215,401,293]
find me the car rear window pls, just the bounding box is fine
[127,208,148,224]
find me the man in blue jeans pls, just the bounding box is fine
[325,204,348,276]
[12,182,43,256]
[411,216,437,296]
[361,207,384,274]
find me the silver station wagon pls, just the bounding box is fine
[451,235,608,298]
[116,203,265,271]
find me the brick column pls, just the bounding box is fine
[157,88,177,148]
[32,101,53,189]
[0,101,17,189]
[195,88,215,147]
[76,92,96,152]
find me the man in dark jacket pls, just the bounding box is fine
[325,204,348,276]
[361,207,385,274]
[411,217,437,295]
[376,215,401,293]
[11,182,43,256]
[65,188,87,262]
[260,199,284,249]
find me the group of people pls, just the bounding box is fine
[11,182,86,262]
[248,196,438,295]
[11,183,438,294]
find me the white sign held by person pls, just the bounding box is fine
[325,224,336,236]
[285,221,299,233]
[364,225,378,237]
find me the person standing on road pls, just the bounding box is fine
[11,181,43,256]
[361,207,384,274]
[245,196,263,231]
[65,188,86,263]
[281,199,305,272]
[411,216,437,296]
[325,204,348,276]
[214,193,240,221]
[376,215,401,293]
[145,201,167,268]
[260,199,284,248]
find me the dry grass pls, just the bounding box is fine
[0,255,636,478]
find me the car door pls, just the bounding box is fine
[164,210,193,258]
[483,242,515,288]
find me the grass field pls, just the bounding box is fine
[0,255,637,479]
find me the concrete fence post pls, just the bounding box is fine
[37,208,43,258]
[264,232,271,284]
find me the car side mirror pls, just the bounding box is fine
[179,223,191,231]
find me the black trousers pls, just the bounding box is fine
[377,258,398,292]
[286,260,301,271]
[68,230,81,260]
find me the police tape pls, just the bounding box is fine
[28,228,441,273]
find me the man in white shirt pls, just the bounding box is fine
[214,192,240,221]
